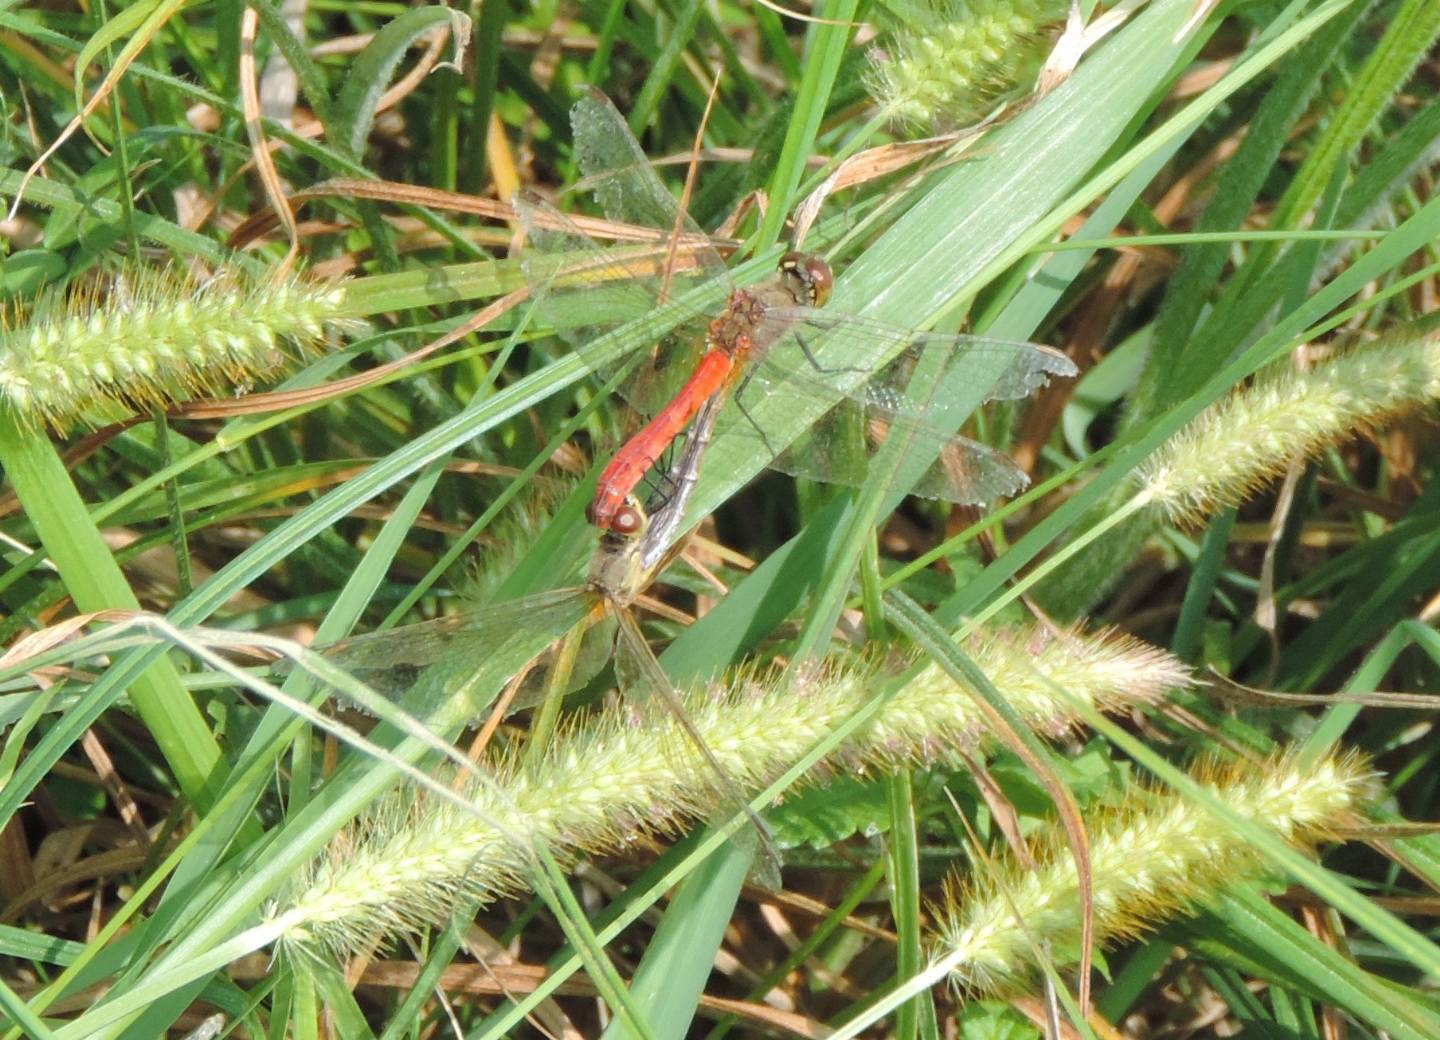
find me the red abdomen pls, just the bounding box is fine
[588,349,735,531]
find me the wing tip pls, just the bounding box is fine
[1036,345,1079,379]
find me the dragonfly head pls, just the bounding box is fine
[779,252,833,308]
[609,495,649,539]
[589,497,654,606]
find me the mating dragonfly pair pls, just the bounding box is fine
[322,89,1078,872]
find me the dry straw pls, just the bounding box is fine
[269,623,1190,957]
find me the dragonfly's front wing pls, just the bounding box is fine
[713,315,1077,506]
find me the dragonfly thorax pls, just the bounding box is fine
[707,291,766,361]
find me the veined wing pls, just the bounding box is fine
[512,89,738,415]
[312,588,600,719]
[766,308,1077,401]
[514,189,726,418]
[736,311,1077,505]
[570,87,730,282]
[777,405,1034,504]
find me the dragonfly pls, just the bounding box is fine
[519,88,1079,538]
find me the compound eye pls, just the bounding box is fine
[780,251,833,307]
[611,498,648,539]
[802,256,833,307]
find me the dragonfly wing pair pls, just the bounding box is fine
[313,588,600,724]
[513,90,732,418]
[570,87,727,274]
[725,310,1079,505]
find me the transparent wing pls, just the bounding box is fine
[570,87,729,282]
[613,608,781,885]
[738,312,1077,505]
[775,400,1033,504]
[767,309,1078,401]
[312,589,598,716]
[514,190,721,417]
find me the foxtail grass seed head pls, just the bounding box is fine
[1141,324,1440,526]
[930,750,1379,998]
[0,266,358,431]
[868,0,1068,128]
[270,623,1191,958]
[851,625,1188,772]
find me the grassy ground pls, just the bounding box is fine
[1,0,1439,1036]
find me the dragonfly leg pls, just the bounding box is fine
[794,327,869,376]
[732,371,779,458]
[643,460,682,512]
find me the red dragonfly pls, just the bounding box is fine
[519,89,1077,536]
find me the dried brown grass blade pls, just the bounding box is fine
[175,285,531,419]
[791,134,968,246]
[227,178,738,256]
[240,7,299,276]
[0,609,137,670]
[662,74,724,303]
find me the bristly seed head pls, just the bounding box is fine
[1140,323,1440,527]
[272,622,1193,959]
[929,749,1379,997]
[0,265,361,432]
[867,0,1069,130]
